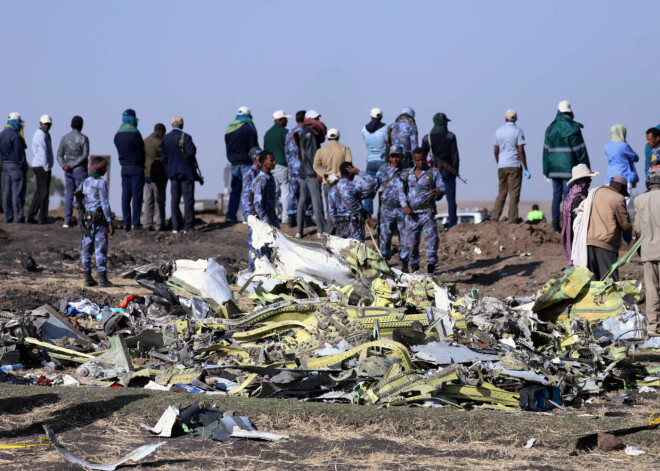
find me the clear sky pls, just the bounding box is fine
[3,1,659,211]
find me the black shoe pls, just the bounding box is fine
[288,215,296,228]
[401,261,409,273]
[427,263,436,274]
[84,270,97,287]
[123,226,131,232]
[411,264,420,273]
[98,272,113,287]
[26,217,38,224]
[552,221,561,233]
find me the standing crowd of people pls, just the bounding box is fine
[0,103,658,336]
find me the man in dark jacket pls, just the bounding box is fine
[0,112,27,223]
[57,115,89,227]
[224,106,258,222]
[421,112,460,228]
[161,116,198,233]
[114,109,145,231]
[143,123,167,231]
[296,110,327,238]
[543,101,590,232]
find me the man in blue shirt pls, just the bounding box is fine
[388,106,418,168]
[376,145,408,260]
[400,148,445,274]
[646,127,660,185]
[248,150,279,271]
[27,114,54,224]
[492,109,530,223]
[328,162,377,240]
[0,112,27,223]
[361,107,388,215]
[240,146,262,220]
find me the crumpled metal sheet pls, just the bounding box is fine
[411,341,499,364]
[44,426,164,471]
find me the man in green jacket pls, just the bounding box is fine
[264,110,291,221]
[543,100,590,232]
[143,123,167,231]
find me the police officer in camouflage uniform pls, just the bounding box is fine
[376,145,408,261]
[400,148,445,274]
[284,111,312,227]
[240,146,262,222]
[388,106,418,168]
[328,162,378,240]
[248,150,279,271]
[76,156,114,287]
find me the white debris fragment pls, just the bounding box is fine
[144,380,171,391]
[624,445,646,456]
[638,386,656,393]
[524,438,536,448]
[139,405,179,437]
[412,342,499,364]
[230,426,288,441]
[499,337,516,348]
[474,247,482,255]
[62,374,80,386]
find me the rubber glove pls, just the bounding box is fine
[524,169,531,179]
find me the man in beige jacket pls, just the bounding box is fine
[634,166,660,337]
[313,128,352,234]
[586,175,632,281]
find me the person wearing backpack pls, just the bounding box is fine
[400,148,445,273]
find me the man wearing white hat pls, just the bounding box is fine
[0,112,27,223]
[264,110,292,221]
[225,106,258,222]
[313,127,352,235]
[361,107,388,216]
[27,114,54,224]
[492,109,530,223]
[543,100,590,232]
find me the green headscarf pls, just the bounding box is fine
[430,113,448,134]
[610,124,626,142]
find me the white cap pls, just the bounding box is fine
[272,110,291,120]
[237,106,251,116]
[39,114,52,124]
[505,109,517,121]
[370,107,383,119]
[305,110,321,119]
[558,100,572,113]
[171,116,184,126]
[8,112,24,123]
[327,128,340,139]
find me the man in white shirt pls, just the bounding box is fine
[27,114,54,224]
[492,109,530,223]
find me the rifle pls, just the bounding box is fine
[179,132,204,185]
[437,160,467,184]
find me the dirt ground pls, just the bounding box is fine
[0,214,656,470]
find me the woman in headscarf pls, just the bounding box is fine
[605,124,639,207]
[561,164,598,265]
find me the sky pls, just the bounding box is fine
[3,1,659,212]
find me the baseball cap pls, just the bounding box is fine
[370,107,383,119]
[272,110,291,120]
[610,175,629,196]
[649,165,660,185]
[437,112,451,122]
[327,128,340,139]
[389,144,404,155]
[39,114,52,124]
[248,146,262,160]
[505,109,517,121]
[171,116,184,126]
[305,110,321,119]
[237,106,251,116]
[558,100,572,113]
[8,112,24,124]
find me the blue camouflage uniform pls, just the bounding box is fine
[284,125,312,217]
[248,170,280,271]
[78,176,112,273]
[400,166,444,266]
[240,164,260,219]
[328,172,378,240]
[389,118,418,167]
[376,163,408,260]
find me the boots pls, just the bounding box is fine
[401,260,409,273]
[98,271,113,287]
[288,215,296,228]
[427,263,436,274]
[552,220,561,233]
[411,264,420,273]
[84,270,97,287]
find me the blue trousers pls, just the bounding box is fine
[227,163,251,221]
[363,159,384,215]
[2,162,25,223]
[440,168,457,228]
[171,179,195,231]
[400,211,439,265]
[81,224,108,272]
[552,178,569,223]
[121,166,144,229]
[379,207,405,260]
[64,167,87,223]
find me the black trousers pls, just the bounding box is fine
[171,179,195,231]
[587,245,618,281]
[28,167,51,222]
